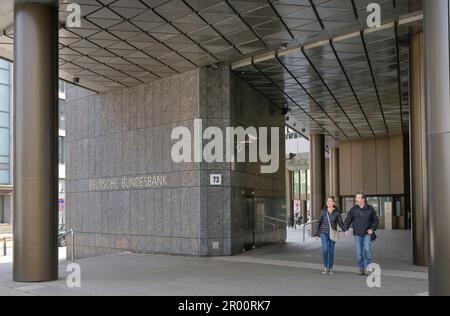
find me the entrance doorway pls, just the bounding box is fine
[243,189,255,251]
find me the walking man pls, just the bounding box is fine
[344,192,379,275]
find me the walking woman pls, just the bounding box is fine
[314,196,347,275]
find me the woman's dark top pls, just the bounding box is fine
[314,208,346,237]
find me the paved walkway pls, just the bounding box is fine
[0,229,428,296]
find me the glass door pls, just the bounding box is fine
[0,196,4,224]
[243,189,255,251]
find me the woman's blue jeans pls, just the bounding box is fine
[320,233,336,269]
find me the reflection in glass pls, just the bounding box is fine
[293,171,300,199]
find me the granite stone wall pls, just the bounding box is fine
[65,65,286,259]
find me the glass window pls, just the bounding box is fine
[292,171,298,198]
[0,170,8,184]
[0,69,9,85]
[343,197,355,213]
[0,59,9,70]
[59,81,66,100]
[0,128,9,156]
[0,85,10,112]
[0,195,10,224]
[0,157,8,164]
[0,196,4,223]
[379,196,392,217]
[300,170,306,195]
[59,180,66,230]
[306,169,310,194]
[59,100,66,130]
[59,136,65,164]
[367,197,380,215]
[0,112,9,128]
[394,197,402,217]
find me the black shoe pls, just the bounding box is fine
[359,269,365,276]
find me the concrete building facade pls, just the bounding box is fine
[0,58,12,230]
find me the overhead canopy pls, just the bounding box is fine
[231,12,422,140]
[0,0,422,139]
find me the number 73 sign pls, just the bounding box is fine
[210,174,222,186]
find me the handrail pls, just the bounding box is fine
[59,229,75,262]
[255,220,276,230]
[2,230,75,261]
[301,220,318,242]
[263,215,286,224]
[254,220,277,248]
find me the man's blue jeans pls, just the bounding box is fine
[354,235,372,270]
[320,233,336,269]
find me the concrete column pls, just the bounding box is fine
[5,195,12,224]
[325,157,330,201]
[424,0,450,295]
[409,32,428,267]
[330,148,340,209]
[13,0,59,282]
[303,170,308,223]
[310,134,325,222]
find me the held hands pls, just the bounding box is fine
[367,229,374,235]
[344,231,351,237]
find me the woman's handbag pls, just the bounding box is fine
[327,213,339,242]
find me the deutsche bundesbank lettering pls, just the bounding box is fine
[88,175,168,191]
